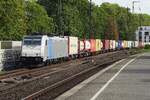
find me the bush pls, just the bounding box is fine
[144,44,150,49]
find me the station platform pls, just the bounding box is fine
[55,53,150,100]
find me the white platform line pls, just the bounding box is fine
[55,59,126,100]
[90,57,137,100]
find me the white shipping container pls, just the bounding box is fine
[113,40,116,49]
[130,41,133,47]
[100,40,103,49]
[68,37,78,55]
[85,40,91,50]
[110,40,113,49]
[115,41,118,48]
[0,50,4,70]
[135,41,138,47]
[122,42,125,48]
[79,41,84,51]
[127,41,130,48]
[129,41,132,48]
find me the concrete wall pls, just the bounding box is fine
[0,49,21,70]
[0,41,22,71]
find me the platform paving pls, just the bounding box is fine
[55,53,150,100]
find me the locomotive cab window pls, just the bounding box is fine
[23,36,42,45]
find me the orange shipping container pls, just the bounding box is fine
[90,39,96,52]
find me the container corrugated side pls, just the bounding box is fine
[90,39,96,52]
[0,50,4,70]
[112,40,116,49]
[109,40,113,49]
[115,41,118,48]
[68,36,78,55]
[85,40,91,51]
[105,40,110,50]
[48,37,68,59]
[100,40,103,50]
[123,41,128,48]
[135,41,138,47]
[79,41,84,51]
[118,40,122,49]
[96,39,101,51]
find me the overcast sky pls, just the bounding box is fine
[92,0,150,15]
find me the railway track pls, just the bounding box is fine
[0,50,130,100]
[0,57,88,82]
[22,51,128,100]
[0,49,126,82]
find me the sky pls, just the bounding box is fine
[92,0,150,15]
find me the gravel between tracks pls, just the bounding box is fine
[0,50,129,100]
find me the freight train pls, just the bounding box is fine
[21,35,144,65]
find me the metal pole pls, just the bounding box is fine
[58,0,63,36]
[89,0,92,39]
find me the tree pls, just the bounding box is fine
[25,0,54,35]
[0,0,26,40]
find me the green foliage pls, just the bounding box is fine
[0,0,54,40]
[144,45,150,49]
[0,0,26,40]
[1,0,150,40]
[25,1,54,35]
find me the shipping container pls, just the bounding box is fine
[96,39,101,51]
[90,39,96,52]
[139,41,144,48]
[0,50,3,70]
[67,36,79,55]
[100,40,103,50]
[115,41,118,49]
[123,41,128,48]
[79,40,85,52]
[118,40,122,49]
[112,40,116,50]
[109,40,113,50]
[102,40,110,50]
[85,40,91,51]
[131,41,134,48]
[128,41,132,48]
[135,41,138,47]
[48,37,68,59]
[127,41,130,48]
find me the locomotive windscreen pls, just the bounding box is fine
[23,36,42,45]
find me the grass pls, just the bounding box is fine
[0,69,5,75]
[143,49,150,52]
